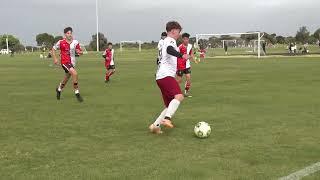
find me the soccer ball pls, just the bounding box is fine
[194,122,211,138]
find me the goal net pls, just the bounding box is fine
[196,32,264,58]
[120,40,142,52]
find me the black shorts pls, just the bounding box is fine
[62,63,74,73]
[107,65,115,70]
[177,68,191,77]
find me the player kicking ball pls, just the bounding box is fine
[52,27,84,102]
[149,21,190,134]
[103,43,116,83]
[176,33,194,98]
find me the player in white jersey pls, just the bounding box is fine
[157,32,167,65]
[149,21,190,134]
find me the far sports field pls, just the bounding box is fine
[0,49,320,179]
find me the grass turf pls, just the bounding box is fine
[0,51,320,179]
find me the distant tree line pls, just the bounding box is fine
[197,26,320,49]
[1,26,320,52]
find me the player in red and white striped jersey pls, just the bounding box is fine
[52,27,84,102]
[102,43,116,83]
[176,33,194,97]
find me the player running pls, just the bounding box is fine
[176,33,194,98]
[103,43,116,83]
[52,27,84,102]
[149,21,189,134]
[157,32,167,65]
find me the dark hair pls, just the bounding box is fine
[161,32,167,37]
[182,33,190,38]
[64,27,73,34]
[166,21,182,32]
[107,42,113,46]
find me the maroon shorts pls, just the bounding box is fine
[61,63,74,73]
[156,76,182,107]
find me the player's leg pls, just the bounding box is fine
[105,69,110,82]
[105,66,115,82]
[56,66,72,100]
[159,77,184,128]
[69,67,83,102]
[184,70,192,97]
[176,70,183,83]
[108,66,116,79]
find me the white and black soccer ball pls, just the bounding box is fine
[194,121,211,138]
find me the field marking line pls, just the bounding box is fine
[279,162,320,180]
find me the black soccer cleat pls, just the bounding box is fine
[75,93,84,102]
[56,88,61,100]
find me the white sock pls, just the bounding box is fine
[153,108,167,127]
[75,89,80,94]
[58,83,62,92]
[165,99,181,119]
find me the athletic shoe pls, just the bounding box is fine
[149,124,163,134]
[75,93,84,102]
[161,119,174,128]
[56,88,61,100]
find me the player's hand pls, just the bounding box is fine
[182,54,190,60]
[53,58,58,65]
[76,49,83,55]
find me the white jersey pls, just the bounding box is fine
[157,39,164,60]
[186,44,192,68]
[156,37,178,80]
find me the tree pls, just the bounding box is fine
[88,32,108,51]
[208,36,220,48]
[189,37,196,45]
[263,33,277,44]
[307,35,317,44]
[54,36,63,43]
[276,36,286,44]
[286,36,296,44]
[0,34,23,51]
[295,26,310,44]
[36,33,55,48]
[313,28,320,40]
[198,39,209,49]
[240,33,257,42]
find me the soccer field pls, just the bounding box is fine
[1,51,320,179]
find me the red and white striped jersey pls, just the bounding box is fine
[53,38,81,66]
[177,43,192,70]
[103,49,115,65]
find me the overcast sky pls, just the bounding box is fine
[0,0,318,46]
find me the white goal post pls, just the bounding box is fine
[120,40,142,52]
[196,32,264,58]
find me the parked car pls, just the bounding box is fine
[0,49,12,55]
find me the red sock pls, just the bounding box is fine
[105,73,109,81]
[185,82,191,92]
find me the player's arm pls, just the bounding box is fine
[52,42,59,65]
[75,43,83,55]
[102,50,107,59]
[189,49,196,62]
[167,46,189,59]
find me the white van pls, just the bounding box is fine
[0,49,12,55]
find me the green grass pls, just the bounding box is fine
[1,51,320,179]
